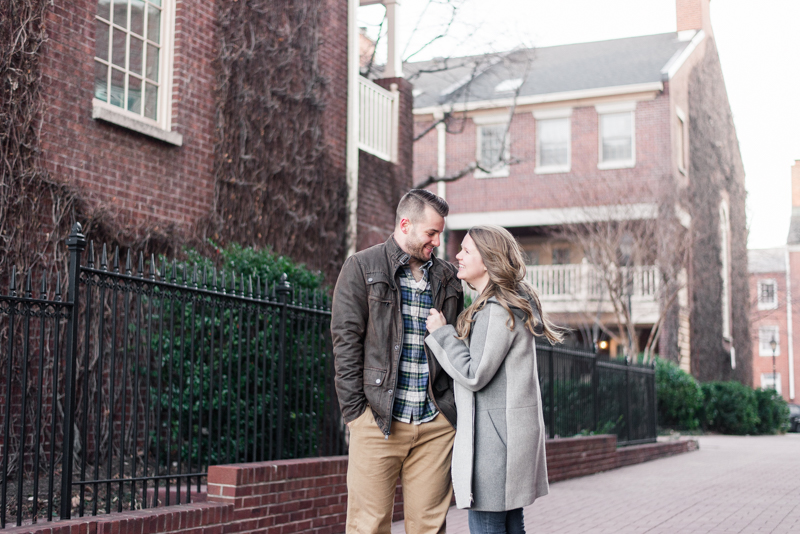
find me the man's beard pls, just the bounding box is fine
[405,234,432,262]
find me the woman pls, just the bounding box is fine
[425,225,563,534]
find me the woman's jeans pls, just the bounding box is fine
[468,508,525,534]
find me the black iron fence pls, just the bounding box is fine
[536,343,657,445]
[1,224,657,528]
[0,224,346,528]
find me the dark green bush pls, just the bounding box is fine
[701,381,760,435]
[754,388,790,434]
[655,358,703,430]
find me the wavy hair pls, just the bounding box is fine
[455,225,565,344]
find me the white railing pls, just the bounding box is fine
[358,76,398,162]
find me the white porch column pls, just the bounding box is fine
[384,0,403,78]
[346,0,360,257]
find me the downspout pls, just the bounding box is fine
[435,110,446,258]
[786,248,795,400]
[345,0,360,257]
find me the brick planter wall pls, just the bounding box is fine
[4,436,697,534]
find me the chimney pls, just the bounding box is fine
[793,160,800,208]
[676,0,713,35]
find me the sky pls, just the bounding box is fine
[358,0,800,250]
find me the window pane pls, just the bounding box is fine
[539,118,569,167]
[552,248,570,265]
[149,0,162,6]
[146,43,159,81]
[130,36,143,75]
[110,67,125,108]
[480,125,506,170]
[94,61,108,102]
[144,81,158,119]
[601,112,632,162]
[113,0,128,29]
[97,0,111,20]
[147,4,161,44]
[130,0,145,36]
[95,19,110,61]
[111,27,126,68]
[128,75,142,114]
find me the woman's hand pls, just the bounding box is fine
[426,308,447,333]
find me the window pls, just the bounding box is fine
[596,102,636,169]
[93,0,180,144]
[676,108,687,173]
[758,326,780,356]
[475,122,509,177]
[534,108,571,173]
[758,279,778,310]
[761,373,782,394]
[552,248,570,265]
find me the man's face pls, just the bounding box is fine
[401,206,444,262]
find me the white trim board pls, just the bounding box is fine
[445,203,659,230]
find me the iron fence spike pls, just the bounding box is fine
[193,263,198,288]
[202,264,208,288]
[248,275,253,297]
[100,244,108,270]
[255,275,261,299]
[9,265,16,295]
[55,271,62,300]
[160,257,167,281]
[138,252,144,278]
[87,241,95,268]
[221,271,226,294]
[240,273,245,297]
[171,259,177,283]
[40,268,48,299]
[113,246,120,272]
[212,268,218,291]
[25,269,32,298]
[125,250,132,275]
[149,254,156,280]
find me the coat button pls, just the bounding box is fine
[368,277,373,282]
[388,389,393,395]
[394,345,399,351]
[375,378,381,384]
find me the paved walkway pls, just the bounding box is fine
[391,434,800,533]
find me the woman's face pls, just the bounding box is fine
[456,233,489,288]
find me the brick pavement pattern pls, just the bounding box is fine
[392,434,800,533]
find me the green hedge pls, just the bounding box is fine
[655,359,789,435]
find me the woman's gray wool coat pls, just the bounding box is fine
[425,297,549,511]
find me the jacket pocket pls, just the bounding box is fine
[363,367,387,388]
[487,408,508,448]
[365,272,393,303]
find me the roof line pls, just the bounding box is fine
[414,81,664,115]
[660,30,705,81]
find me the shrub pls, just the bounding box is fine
[655,358,703,430]
[701,381,760,435]
[754,388,790,434]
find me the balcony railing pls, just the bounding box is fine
[464,263,662,324]
[358,76,398,162]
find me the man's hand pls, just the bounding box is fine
[427,308,447,333]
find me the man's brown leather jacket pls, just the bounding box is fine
[331,236,464,436]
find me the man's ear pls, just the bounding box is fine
[399,217,412,234]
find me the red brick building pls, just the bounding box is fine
[410,0,750,382]
[29,0,414,279]
[748,161,800,403]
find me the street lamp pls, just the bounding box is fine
[770,335,778,393]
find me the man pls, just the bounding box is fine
[332,189,464,533]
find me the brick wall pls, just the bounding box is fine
[40,0,217,228]
[414,95,673,217]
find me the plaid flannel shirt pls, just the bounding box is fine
[391,260,439,424]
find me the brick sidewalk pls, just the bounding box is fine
[392,434,800,533]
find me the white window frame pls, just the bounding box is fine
[596,102,636,170]
[757,279,778,310]
[759,325,780,356]
[761,373,782,394]
[534,108,571,174]
[473,113,510,178]
[676,106,687,174]
[92,0,181,146]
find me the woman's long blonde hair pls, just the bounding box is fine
[455,225,564,344]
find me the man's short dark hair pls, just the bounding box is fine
[395,189,449,226]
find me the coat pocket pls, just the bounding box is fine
[486,408,508,448]
[363,367,387,388]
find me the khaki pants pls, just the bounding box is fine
[346,409,455,534]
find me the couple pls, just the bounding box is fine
[332,190,562,534]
